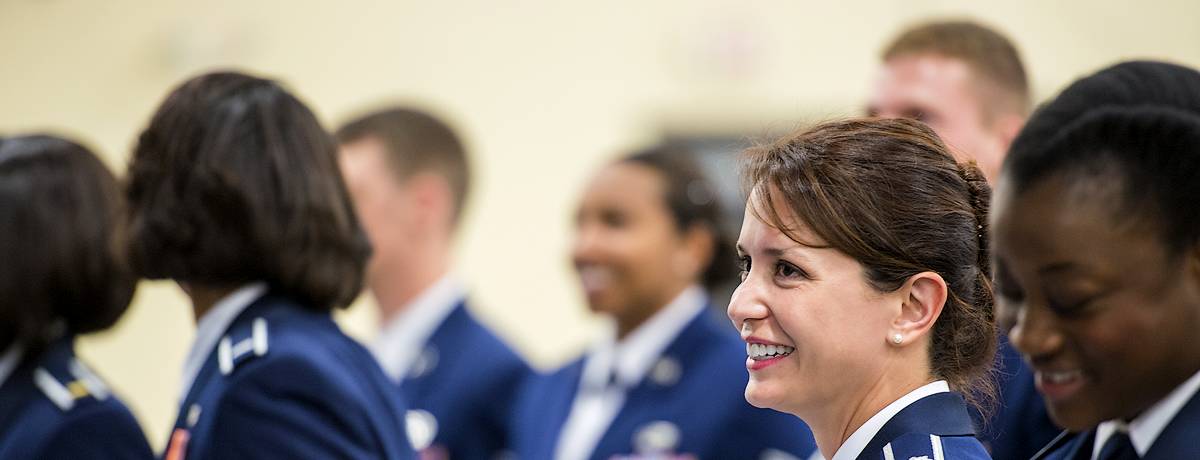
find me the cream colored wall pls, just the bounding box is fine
[2,0,1198,449]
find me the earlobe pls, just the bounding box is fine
[892,272,948,343]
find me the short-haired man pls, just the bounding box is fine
[338,107,532,459]
[868,20,1059,460]
[868,20,1029,182]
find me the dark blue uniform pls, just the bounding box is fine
[162,294,415,460]
[1033,387,1200,460]
[858,392,990,460]
[975,336,1059,460]
[0,338,154,459]
[400,301,532,458]
[510,307,816,460]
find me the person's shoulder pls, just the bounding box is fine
[218,312,380,396]
[448,304,532,376]
[883,433,991,460]
[18,353,153,459]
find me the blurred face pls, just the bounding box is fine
[338,137,419,284]
[728,190,898,416]
[572,163,695,332]
[868,54,1008,181]
[992,174,1200,431]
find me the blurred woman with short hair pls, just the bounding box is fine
[126,71,414,459]
[0,134,154,459]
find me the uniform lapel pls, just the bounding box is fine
[591,308,709,458]
[1144,388,1200,459]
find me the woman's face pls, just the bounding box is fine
[992,174,1200,431]
[572,163,697,329]
[728,191,899,416]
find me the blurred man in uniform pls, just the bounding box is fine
[868,20,1029,182]
[338,107,532,459]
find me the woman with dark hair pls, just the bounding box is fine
[125,71,414,459]
[510,145,816,459]
[730,118,996,459]
[993,61,1200,460]
[0,135,154,459]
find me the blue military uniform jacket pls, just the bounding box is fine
[975,336,1059,460]
[857,392,990,460]
[162,294,415,460]
[0,337,154,459]
[510,307,816,460]
[399,301,532,458]
[1032,386,1200,460]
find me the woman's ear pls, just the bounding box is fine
[890,271,948,346]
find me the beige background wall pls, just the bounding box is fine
[3,0,1198,449]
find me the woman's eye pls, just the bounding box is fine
[774,261,807,280]
[1045,296,1096,318]
[737,256,751,281]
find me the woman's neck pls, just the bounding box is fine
[613,284,693,341]
[810,366,933,459]
[181,282,243,323]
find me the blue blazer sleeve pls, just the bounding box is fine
[200,356,397,460]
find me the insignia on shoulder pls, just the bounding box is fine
[883,433,945,460]
[219,317,269,375]
[33,358,110,411]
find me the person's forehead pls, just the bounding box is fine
[583,162,665,204]
[873,54,978,104]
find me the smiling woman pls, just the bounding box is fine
[509,145,817,460]
[992,61,1200,460]
[730,118,996,460]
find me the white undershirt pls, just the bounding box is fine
[371,274,465,382]
[1092,368,1200,459]
[553,286,707,460]
[179,282,267,401]
[830,380,951,460]
[0,343,24,389]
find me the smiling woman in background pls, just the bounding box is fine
[0,135,154,459]
[510,145,816,460]
[992,60,1200,460]
[730,118,996,460]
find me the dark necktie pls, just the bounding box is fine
[1097,431,1139,460]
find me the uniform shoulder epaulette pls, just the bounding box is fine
[33,358,111,412]
[218,317,270,376]
[883,432,989,460]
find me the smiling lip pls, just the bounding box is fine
[1034,369,1087,402]
[743,337,794,371]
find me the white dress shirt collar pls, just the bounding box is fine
[582,285,707,390]
[1092,367,1200,459]
[0,343,24,390]
[371,274,465,382]
[179,282,268,399]
[831,380,951,460]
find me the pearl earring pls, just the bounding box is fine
[891,333,903,345]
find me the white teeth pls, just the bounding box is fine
[577,266,611,292]
[746,343,795,360]
[1041,370,1083,384]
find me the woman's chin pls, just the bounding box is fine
[744,380,786,411]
